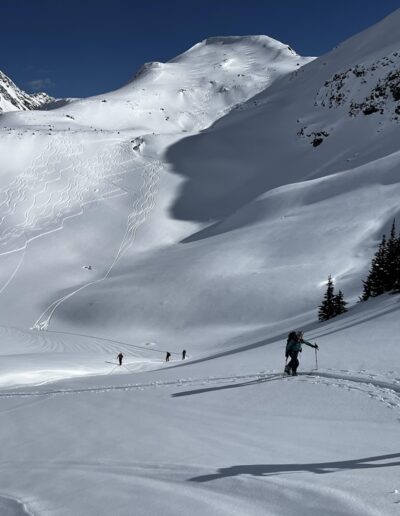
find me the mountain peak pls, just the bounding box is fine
[174,34,301,62]
[0,70,54,113]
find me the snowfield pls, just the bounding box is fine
[0,10,399,516]
[0,295,400,516]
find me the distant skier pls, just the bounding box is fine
[117,352,124,366]
[285,331,318,376]
[182,349,186,360]
[166,352,171,362]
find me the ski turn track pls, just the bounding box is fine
[0,135,128,257]
[32,151,162,331]
[0,135,139,296]
[1,370,399,417]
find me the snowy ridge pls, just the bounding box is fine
[0,70,53,112]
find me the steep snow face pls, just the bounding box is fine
[0,70,53,112]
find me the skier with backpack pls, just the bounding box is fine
[117,352,124,366]
[285,331,318,376]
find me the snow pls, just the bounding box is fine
[0,70,53,113]
[0,10,400,516]
[0,295,400,515]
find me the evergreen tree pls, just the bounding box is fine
[384,219,398,292]
[360,278,372,301]
[333,290,348,315]
[360,235,387,301]
[393,229,400,292]
[318,275,336,321]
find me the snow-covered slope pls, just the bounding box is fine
[0,70,53,112]
[5,9,395,349]
[0,34,311,335]
[0,12,397,355]
[0,293,399,516]
[0,13,400,516]
[1,35,309,131]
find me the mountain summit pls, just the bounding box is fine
[0,70,53,112]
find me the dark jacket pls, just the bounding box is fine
[286,338,315,355]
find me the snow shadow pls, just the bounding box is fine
[167,297,400,369]
[165,128,267,224]
[189,452,400,482]
[171,374,283,397]
[310,300,400,340]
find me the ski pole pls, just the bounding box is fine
[314,346,318,370]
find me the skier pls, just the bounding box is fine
[117,352,124,366]
[182,349,186,360]
[285,331,318,376]
[166,352,171,362]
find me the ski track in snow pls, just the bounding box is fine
[23,141,162,331]
[0,135,123,255]
[0,324,178,358]
[1,370,399,417]
[0,45,285,326]
[0,135,135,297]
[0,132,162,324]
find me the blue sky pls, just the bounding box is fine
[2,0,399,98]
